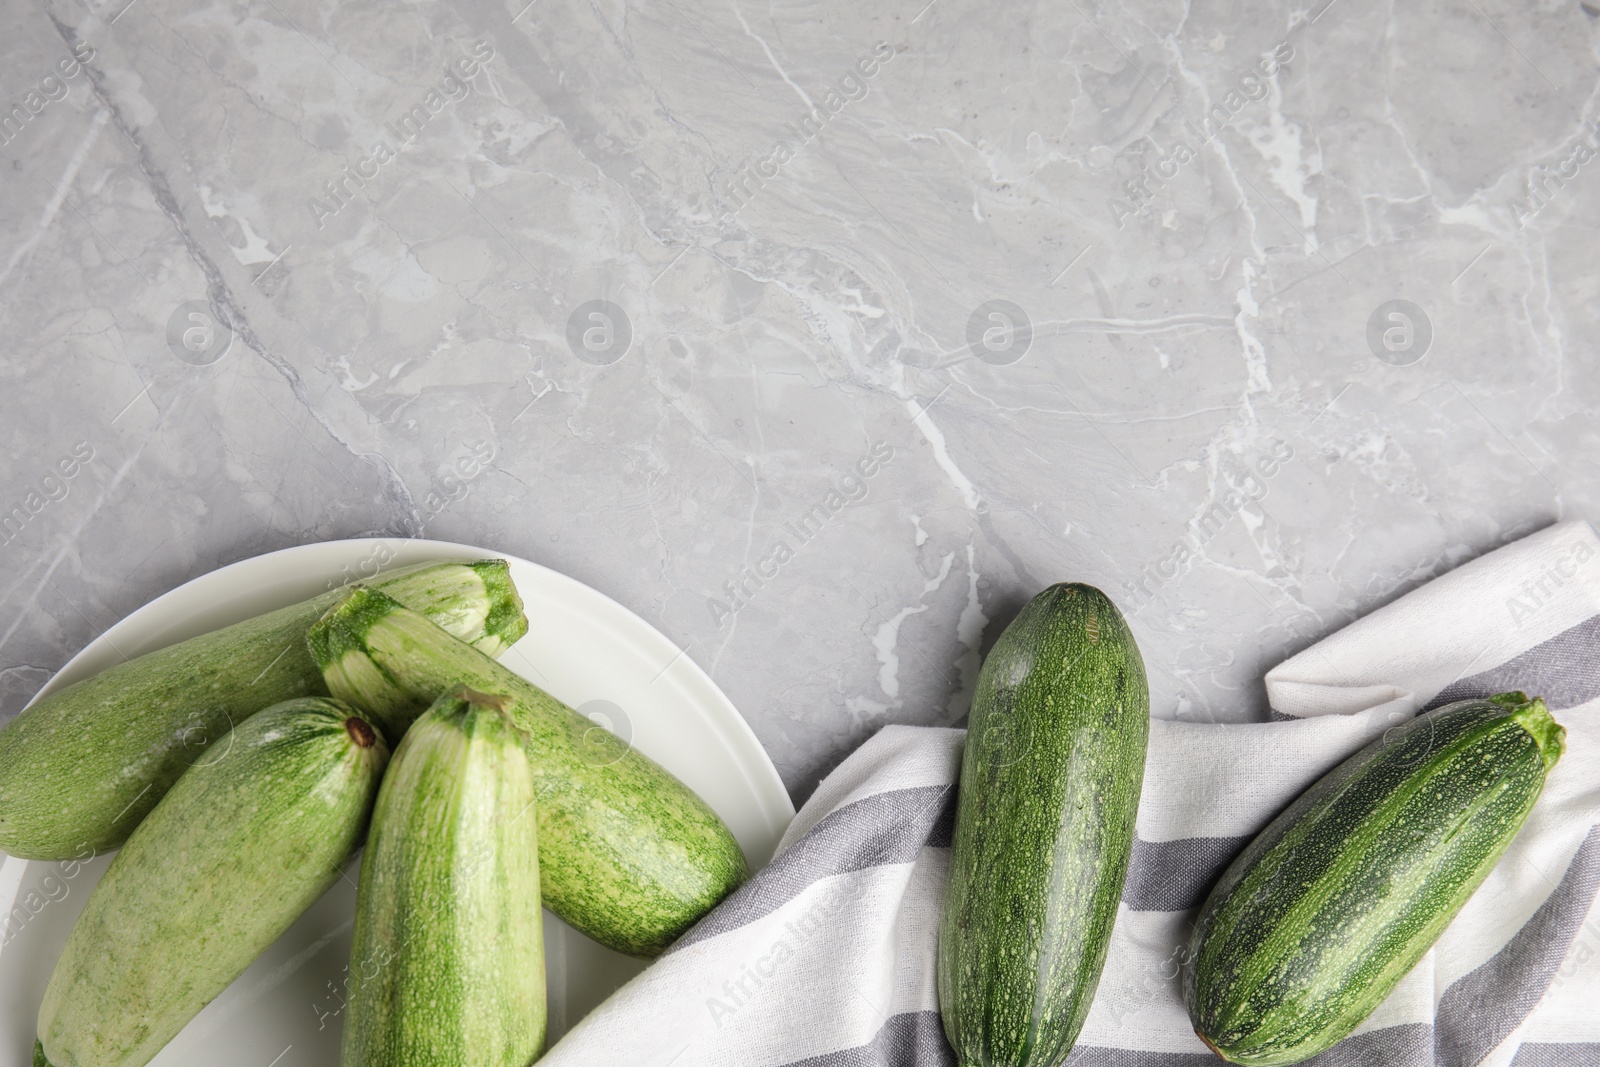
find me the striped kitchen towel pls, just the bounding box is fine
[542,520,1600,1067]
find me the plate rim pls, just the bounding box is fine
[27,536,793,836]
[5,537,796,1055]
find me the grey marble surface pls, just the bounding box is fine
[1,0,1597,803]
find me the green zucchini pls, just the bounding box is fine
[308,586,748,958]
[344,688,545,1067]
[35,697,389,1067]
[0,559,524,860]
[1184,693,1565,1066]
[937,583,1150,1066]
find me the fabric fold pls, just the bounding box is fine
[544,521,1600,1067]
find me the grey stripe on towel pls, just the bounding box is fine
[1435,826,1600,1067]
[1301,1023,1435,1067]
[1065,1048,1222,1066]
[1427,613,1600,711]
[1510,1043,1600,1066]
[1122,835,1250,912]
[1062,1025,1434,1067]
[779,1011,953,1067]
[672,785,956,951]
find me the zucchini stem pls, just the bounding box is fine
[1502,694,1565,770]
[345,718,378,749]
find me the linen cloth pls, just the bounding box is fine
[544,520,1600,1067]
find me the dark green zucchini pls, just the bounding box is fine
[1184,692,1565,1066]
[937,583,1150,1066]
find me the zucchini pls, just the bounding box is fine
[0,559,524,860]
[937,583,1149,1066]
[1184,693,1565,1066]
[343,688,545,1067]
[308,586,748,958]
[35,697,389,1067]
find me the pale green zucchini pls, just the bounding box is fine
[308,586,748,958]
[343,688,545,1067]
[35,697,389,1067]
[0,559,523,859]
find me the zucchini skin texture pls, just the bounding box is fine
[937,583,1150,1067]
[0,559,524,860]
[1184,694,1565,1066]
[310,587,749,959]
[343,688,546,1067]
[35,697,389,1067]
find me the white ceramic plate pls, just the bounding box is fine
[0,538,793,1066]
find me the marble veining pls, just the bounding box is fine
[1,0,1597,802]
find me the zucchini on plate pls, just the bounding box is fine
[310,586,750,958]
[0,559,524,860]
[35,698,389,1067]
[343,688,546,1067]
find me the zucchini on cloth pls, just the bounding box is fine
[35,698,388,1067]
[1186,693,1566,1066]
[309,586,748,958]
[937,583,1149,1066]
[525,523,1600,1067]
[0,559,524,860]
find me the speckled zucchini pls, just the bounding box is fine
[0,559,523,860]
[1185,693,1565,1066]
[308,586,748,958]
[344,688,545,1067]
[35,697,389,1067]
[937,583,1150,1066]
